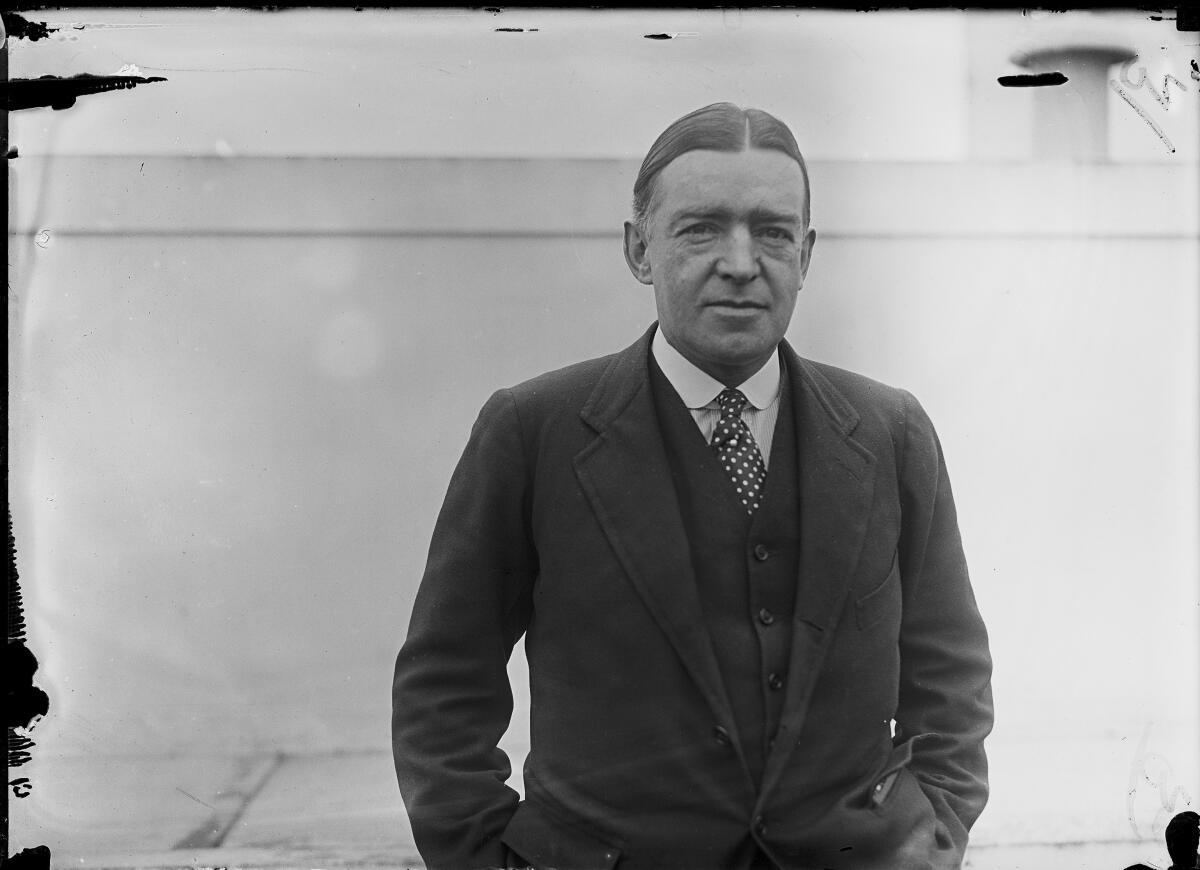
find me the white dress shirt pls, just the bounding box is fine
[651,328,782,468]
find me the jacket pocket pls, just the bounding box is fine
[855,552,901,631]
[501,799,622,870]
[867,738,914,810]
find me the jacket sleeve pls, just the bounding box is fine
[392,389,538,870]
[894,390,994,862]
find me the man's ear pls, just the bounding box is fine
[623,220,654,286]
[797,226,817,285]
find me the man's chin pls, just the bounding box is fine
[709,332,778,361]
[690,340,779,383]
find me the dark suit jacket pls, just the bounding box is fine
[393,325,993,870]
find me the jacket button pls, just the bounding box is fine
[712,725,732,746]
[753,544,770,561]
[753,815,767,837]
[757,607,775,626]
[767,672,784,691]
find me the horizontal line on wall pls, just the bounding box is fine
[7,230,1194,241]
[10,153,1193,167]
[968,837,1153,849]
[10,159,1194,239]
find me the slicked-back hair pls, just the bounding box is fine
[631,102,811,235]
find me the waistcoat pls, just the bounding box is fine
[649,355,802,788]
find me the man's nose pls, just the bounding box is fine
[716,227,759,282]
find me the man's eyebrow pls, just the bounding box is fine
[669,208,731,225]
[747,207,802,224]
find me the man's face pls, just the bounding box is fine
[624,148,816,386]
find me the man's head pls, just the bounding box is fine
[624,103,816,387]
[1166,811,1199,869]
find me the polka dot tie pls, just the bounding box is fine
[711,388,767,515]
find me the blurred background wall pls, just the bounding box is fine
[7,7,1198,858]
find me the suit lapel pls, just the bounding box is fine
[573,327,743,752]
[573,330,878,799]
[759,344,878,802]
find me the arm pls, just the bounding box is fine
[393,389,537,870]
[894,390,994,859]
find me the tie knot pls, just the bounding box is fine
[717,388,748,416]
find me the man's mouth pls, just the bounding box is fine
[707,300,766,310]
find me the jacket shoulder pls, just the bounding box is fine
[796,357,946,476]
[798,356,913,427]
[501,350,623,421]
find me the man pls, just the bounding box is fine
[393,103,993,870]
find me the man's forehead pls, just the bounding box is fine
[652,148,808,216]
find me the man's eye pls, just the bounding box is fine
[682,224,717,237]
[758,227,794,241]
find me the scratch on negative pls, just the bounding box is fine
[176,787,217,811]
[1108,79,1176,154]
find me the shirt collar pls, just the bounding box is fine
[651,326,781,411]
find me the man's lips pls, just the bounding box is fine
[705,300,768,310]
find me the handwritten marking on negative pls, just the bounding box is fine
[1109,59,1199,154]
